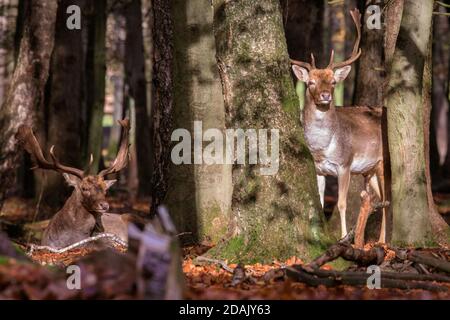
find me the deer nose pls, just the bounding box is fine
[320,92,331,101]
[99,202,109,211]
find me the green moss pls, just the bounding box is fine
[200,204,229,243]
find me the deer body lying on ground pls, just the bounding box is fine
[291,9,387,243]
[17,119,130,249]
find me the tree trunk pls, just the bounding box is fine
[150,0,173,214]
[422,20,450,244]
[211,0,329,262]
[164,0,232,244]
[433,7,450,179]
[385,0,449,245]
[353,0,384,106]
[0,0,18,106]
[329,2,346,106]
[124,0,153,196]
[41,0,84,212]
[0,0,58,207]
[85,0,106,173]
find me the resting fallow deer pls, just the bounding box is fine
[291,9,387,243]
[17,119,130,248]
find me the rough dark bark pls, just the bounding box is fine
[0,0,58,208]
[150,0,173,215]
[353,0,384,106]
[280,0,325,66]
[211,0,330,262]
[40,0,85,212]
[164,0,232,243]
[124,0,153,196]
[385,0,449,245]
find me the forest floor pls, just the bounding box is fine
[1,192,450,300]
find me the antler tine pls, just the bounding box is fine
[310,53,316,69]
[99,119,130,177]
[16,125,84,179]
[329,8,362,69]
[49,146,84,179]
[327,50,335,68]
[84,153,94,175]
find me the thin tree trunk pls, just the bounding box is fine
[212,0,329,262]
[0,0,58,207]
[85,0,107,173]
[150,0,173,214]
[386,0,449,245]
[124,0,153,196]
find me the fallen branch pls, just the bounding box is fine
[286,265,449,292]
[307,241,385,270]
[407,251,450,274]
[193,256,234,273]
[27,233,128,255]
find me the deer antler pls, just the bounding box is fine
[327,8,362,69]
[290,53,317,71]
[99,119,130,177]
[16,126,84,179]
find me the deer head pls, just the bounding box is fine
[17,119,130,214]
[291,8,362,110]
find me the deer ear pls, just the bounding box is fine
[63,173,81,187]
[334,65,351,82]
[104,179,117,190]
[292,65,309,82]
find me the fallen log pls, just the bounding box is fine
[286,265,449,292]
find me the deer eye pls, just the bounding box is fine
[307,80,316,86]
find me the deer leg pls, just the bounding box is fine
[337,168,351,238]
[370,169,386,243]
[317,175,326,208]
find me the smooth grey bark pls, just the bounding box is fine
[211,0,329,262]
[164,0,232,244]
[386,0,449,245]
[0,0,58,207]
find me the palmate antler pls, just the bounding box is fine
[290,8,362,70]
[99,119,130,177]
[17,119,130,178]
[16,126,84,179]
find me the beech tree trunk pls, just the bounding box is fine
[385,0,449,245]
[164,0,232,244]
[0,0,57,208]
[211,0,329,262]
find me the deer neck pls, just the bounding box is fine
[302,91,338,152]
[60,190,93,221]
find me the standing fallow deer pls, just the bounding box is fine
[291,8,387,243]
[17,119,130,249]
